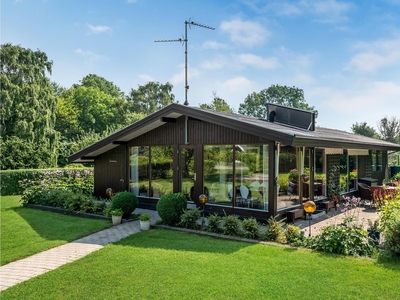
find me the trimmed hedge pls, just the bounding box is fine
[156,193,187,226]
[0,168,93,196]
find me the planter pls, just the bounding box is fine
[112,215,122,225]
[368,230,380,245]
[140,220,151,231]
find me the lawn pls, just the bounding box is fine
[2,229,400,299]
[1,195,111,265]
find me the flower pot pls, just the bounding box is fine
[112,215,122,225]
[140,220,151,231]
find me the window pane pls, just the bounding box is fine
[315,149,326,198]
[151,146,173,198]
[181,148,195,201]
[204,145,233,206]
[349,155,357,191]
[129,146,150,197]
[278,146,297,209]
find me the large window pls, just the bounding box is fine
[371,151,382,171]
[339,152,358,193]
[204,144,269,211]
[130,146,173,198]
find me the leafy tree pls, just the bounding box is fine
[238,84,318,118]
[55,86,123,140]
[350,122,378,138]
[74,73,123,98]
[127,81,175,115]
[200,91,235,113]
[0,43,58,168]
[377,116,400,143]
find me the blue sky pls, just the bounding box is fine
[3,0,400,132]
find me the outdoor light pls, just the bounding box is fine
[304,200,316,237]
[199,193,208,228]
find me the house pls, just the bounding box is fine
[69,103,400,220]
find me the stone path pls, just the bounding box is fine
[0,206,378,291]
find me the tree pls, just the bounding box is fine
[200,91,235,113]
[74,74,123,98]
[350,122,378,138]
[377,117,400,144]
[55,86,123,140]
[238,84,318,118]
[127,81,175,115]
[0,43,58,168]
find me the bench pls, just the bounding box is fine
[320,201,337,213]
[286,209,304,223]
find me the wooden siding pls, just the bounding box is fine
[94,145,128,199]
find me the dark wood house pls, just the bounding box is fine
[69,103,400,220]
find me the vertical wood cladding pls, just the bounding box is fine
[128,116,261,146]
[94,145,127,198]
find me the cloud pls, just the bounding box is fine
[138,74,154,82]
[87,23,111,34]
[221,76,253,92]
[346,37,400,73]
[201,55,229,70]
[243,0,352,24]
[201,40,228,50]
[220,18,270,47]
[169,64,200,85]
[74,49,106,63]
[234,53,280,69]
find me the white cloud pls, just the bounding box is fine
[221,76,253,92]
[201,40,228,50]
[169,64,200,85]
[87,23,111,35]
[220,18,270,47]
[74,49,106,63]
[234,53,280,69]
[138,74,154,82]
[346,37,400,73]
[201,55,229,70]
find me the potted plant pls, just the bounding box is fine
[139,213,151,231]
[110,208,123,225]
[367,218,381,244]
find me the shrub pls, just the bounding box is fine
[222,214,242,236]
[178,209,201,229]
[111,191,138,219]
[156,192,187,226]
[285,224,302,244]
[262,215,286,243]
[306,224,375,257]
[242,217,260,239]
[379,198,400,231]
[384,215,400,256]
[207,213,223,233]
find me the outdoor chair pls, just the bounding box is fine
[287,181,297,201]
[358,182,372,206]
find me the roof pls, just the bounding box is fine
[69,103,400,163]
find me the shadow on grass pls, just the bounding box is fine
[115,229,252,254]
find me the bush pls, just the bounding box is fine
[222,214,242,236]
[285,224,302,244]
[111,191,138,219]
[306,224,375,257]
[384,215,400,256]
[207,213,223,233]
[156,193,187,226]
[178,209,201,229]
[262,215,286,243]
[242,217,260,239]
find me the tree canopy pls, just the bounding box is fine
[377,116,400,144]
[200,92,235,113]
[127,81,175,115]
[238,84,318,118]
[350,122,378,138]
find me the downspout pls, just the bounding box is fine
[185,116,189,145]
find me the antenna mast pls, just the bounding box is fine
[155,19,215,105]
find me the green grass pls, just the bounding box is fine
[3,229,400,299]
[1,195,111,265]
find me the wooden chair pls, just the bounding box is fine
[358,182,372,206]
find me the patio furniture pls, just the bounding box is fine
[358,182,373,206]
[286,209,304,223]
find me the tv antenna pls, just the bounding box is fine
[155,19,215,105]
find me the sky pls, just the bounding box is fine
[2,0,400,133]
